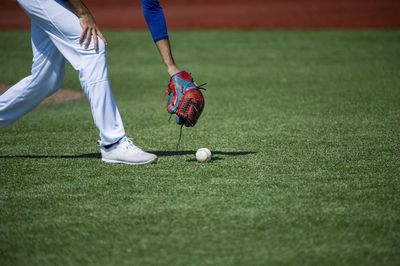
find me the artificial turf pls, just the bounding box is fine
[0,30,399,265]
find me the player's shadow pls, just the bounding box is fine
[0,151,255,161]
[0,153,101,159]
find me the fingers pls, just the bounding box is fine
[80,26,106,50]
[84,28,91,49]
[83,28,95,50]
[79,27,87,45]
[97,30,108,46]
[79,25,92,49]
[92,28,98,50]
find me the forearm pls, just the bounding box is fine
[142,0,180,76]
[155,38,180,77]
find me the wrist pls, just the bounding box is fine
[76,9,90,18]
[167,65,181,77]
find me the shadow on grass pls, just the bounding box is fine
[0,153,101,159]
[149,150,256,157]
[149,151,256,162]
[0,151,255,160]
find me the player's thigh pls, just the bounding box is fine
[18,0,81,40]
[30,20,66,79]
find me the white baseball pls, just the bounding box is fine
[196,148,212,163]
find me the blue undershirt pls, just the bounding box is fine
[142,0,169,42]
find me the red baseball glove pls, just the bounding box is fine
[164,71,205,127]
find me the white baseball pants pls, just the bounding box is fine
[0,0,125,146]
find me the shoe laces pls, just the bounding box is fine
[122,137,144,154]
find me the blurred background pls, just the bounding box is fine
[1,0,400,30]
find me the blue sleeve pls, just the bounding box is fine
[142,0,169,42]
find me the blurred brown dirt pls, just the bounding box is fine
[0,85,84,104]
[1,0,399,30]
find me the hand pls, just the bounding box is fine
[78,13,108,50]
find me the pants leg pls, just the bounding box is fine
[0,21,66,129]
[4,0,126,145]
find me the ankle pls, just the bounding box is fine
[103,137,124,149]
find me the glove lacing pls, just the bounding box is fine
[176,124,184,151]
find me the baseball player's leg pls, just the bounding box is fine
[17,0,125,146]
[0,20,65,129]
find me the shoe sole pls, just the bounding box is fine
[101,156,157,165]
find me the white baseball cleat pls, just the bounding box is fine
[99,137,157,165]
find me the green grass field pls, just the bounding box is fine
[0,30,399,265]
